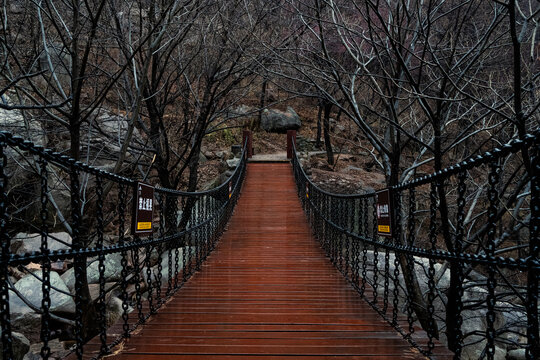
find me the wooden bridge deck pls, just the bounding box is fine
[105,163,442,359]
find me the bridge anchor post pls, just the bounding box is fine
[287,130,296,159]
[243,130,253,158]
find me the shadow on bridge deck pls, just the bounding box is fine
[89,163,451,360]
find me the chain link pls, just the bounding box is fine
[527,137,540,359]
[71,165,84,360]
[427,182,438,355]
[95,175,109,355]
[485,161,500,359]
[360,198,368,297]
[0,132,250,360]
[453,174,467,359]
[392,191,401,328]
[145,243,154,314]
[133,237,143,323]
[155,242,163,307]
[289,133,540,359]
[39,158,51,359]
[118,183,130,339]
[405,188,416,335]
[0,137,13,360]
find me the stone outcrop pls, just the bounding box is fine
[261,107,301,133]
[10,232,72,255]
[61,253,123,291]
[0,331,30,360]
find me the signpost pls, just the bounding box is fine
[132,182,154,235]
[376,189,393,237]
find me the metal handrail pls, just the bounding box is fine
[290,134,540,359]
[0,131,248,360]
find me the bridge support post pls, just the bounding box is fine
[287,130,296,159]
[243,130,253,158]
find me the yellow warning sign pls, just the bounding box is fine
[378,225,390,233]
[137,222,152,230]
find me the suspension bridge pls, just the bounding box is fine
[0,130,539,360]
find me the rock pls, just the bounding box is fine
[106,297,124,327]
[10,4,24,14]
[143,247,194,287]
[0,99,49,227]
[226,105,256,120]
[261,107,301,133]
[11,312,41,343]
[202,176,221,191]
[11,232,72,255]
[23,338,71,360]
[199,152,208,164]
[507,349,526,360]
[461,342,506,360]
[215,151,226,159]
[0,331,30,360]
[0,99,44,147]
[345,166,364,173]
[217,171,234,186]
[87,282,116,302]
[226,158,241,169]
[231,145,242,156]
[10,270,75,324]
[61,253,123,292]
[74,111,142,170]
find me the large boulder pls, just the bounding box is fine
[261,107,301,133]
[143,247,194,287]
[10,232,72,255]
[0,101,45,147]
[0,330,30,360]
[106,297,124,327]
[22,338,71,360]
[61,252,123,291]
[226,157,241,170]
[10,270,75,326]
[70,111,143,171]
[226,105,256,120]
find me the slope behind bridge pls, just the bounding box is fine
[105,163,437,359]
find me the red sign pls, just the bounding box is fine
[132,182,154,235]
[376,189,393,237]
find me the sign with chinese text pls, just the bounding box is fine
[132,182,154,235]
[376,189,393,237]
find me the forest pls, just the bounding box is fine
[1,0,539,359]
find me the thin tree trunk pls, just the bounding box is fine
[258,78,267,129]
[323,102,333,166]
[316,101,322,148]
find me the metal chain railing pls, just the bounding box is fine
[0,131,247,360]
[291,132,539,359]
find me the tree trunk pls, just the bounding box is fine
[258,78,267,129]
[323,101,333,166]
[316,101,322,148]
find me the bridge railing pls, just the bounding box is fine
[291,134,539,360]
[0,131,248,360]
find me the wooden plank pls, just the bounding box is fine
[81,163,450,360]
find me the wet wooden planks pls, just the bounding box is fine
[103,163,444,360]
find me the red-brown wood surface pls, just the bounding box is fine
[94,163,449,360]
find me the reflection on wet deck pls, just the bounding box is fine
[84,163,450,360]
